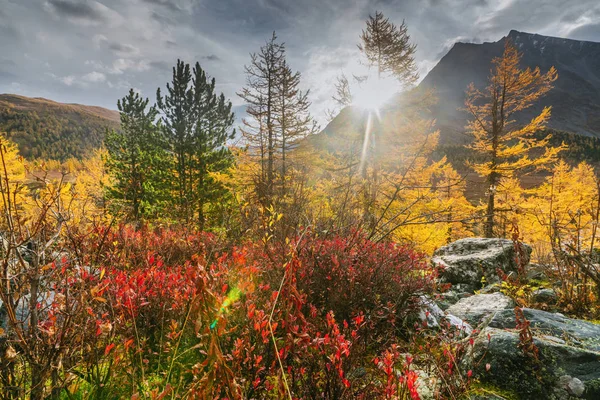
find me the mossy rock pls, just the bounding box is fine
[469,327,600,399]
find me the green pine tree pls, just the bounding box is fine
[105,89,168,221]
[157,60,235,229]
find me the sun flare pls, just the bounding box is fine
[351,74,399,111]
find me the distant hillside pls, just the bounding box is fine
[0,94,120,160]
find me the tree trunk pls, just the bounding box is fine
[485,188,495,238]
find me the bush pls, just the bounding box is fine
[1,224,441,399]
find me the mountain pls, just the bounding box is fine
[323,30,600,146]
[0,94,120,160]
[421,30,600,143]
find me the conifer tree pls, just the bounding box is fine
[238,32,285,202]
[157,60,235,228]
[465,40,565,237]
[358,11,418,84]
[105,89,166,221]
[156,60,194,222]
[190,63,236,229]
[275,59,318,194]
[239,33,317,205]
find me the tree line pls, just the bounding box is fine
[104,10,583,248]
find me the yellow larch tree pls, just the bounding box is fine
[465,40,565,237]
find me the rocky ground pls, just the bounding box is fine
[425,238,600,399]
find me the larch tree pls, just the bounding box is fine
[355,11,419,229]
[325,73,353,121]
[275,58,318,195]
[357,10,418,84]
[465,40,565,238]
[238,32,285,203]
[157,60,235,229]
[105,89,166,222]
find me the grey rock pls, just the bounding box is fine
[478,283,502,294]
[432,238,531,288]
[488,308,600,352]
[526,263,549,281]
[436,291,461,310]
[559,375,586,397]
[470,327,600,399]
[532,288,559,305]
[0,291,56,335]
[445,293,515,326]
[418,296,473,335]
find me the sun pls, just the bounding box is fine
[351,74,399,111]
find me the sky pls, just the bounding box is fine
[1,0,599,125]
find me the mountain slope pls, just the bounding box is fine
[322,30,600,146]
[420,30,600,143]
[0,94,120,160]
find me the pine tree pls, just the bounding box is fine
[464,40,565,237]
[358,11,418,84]
[190,62,236,230]
[105,89,166,221]
[156,60,194,222]
[157,60,235,229]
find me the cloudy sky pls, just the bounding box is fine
[1,0,599,124]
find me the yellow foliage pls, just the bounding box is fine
[506,161,599,260]
[465,40,566,237]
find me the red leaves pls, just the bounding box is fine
[104,343,116,355]
[64,226,439,399]
[375,345,421,400]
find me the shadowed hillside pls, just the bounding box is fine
[420,30,600,143]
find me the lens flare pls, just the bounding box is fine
[211,286,242,329]
[351,74,399,111]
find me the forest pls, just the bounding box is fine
[0,95,120,161]
[1,10,600,400]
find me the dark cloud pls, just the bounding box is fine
[0,59,16,68]
[568,23,600,42]
[46,0,105,21]
[108,42,138,55]
[0,70,17,81]
[142,0,181,13]
[151,11,176,27]
[149,60,171,71]
[1,0,600,123]
[203,55,221,62]
[0,24,20,40]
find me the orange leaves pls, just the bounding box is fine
[465,40,565,183]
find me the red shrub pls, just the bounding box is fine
[62,226,437,399]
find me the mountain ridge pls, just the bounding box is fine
[418,29,600,142]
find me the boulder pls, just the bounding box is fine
[478,283,502,294]
[418,296,473,335]
[470,327,600,399]
[0,291,56,336]
[434,290,472,310]
[526,263,550,281]
[532,288,559,305]
[488,308,600,352]
[559,375,586,397]
[432,238,531,289]
[445,293,514,326]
